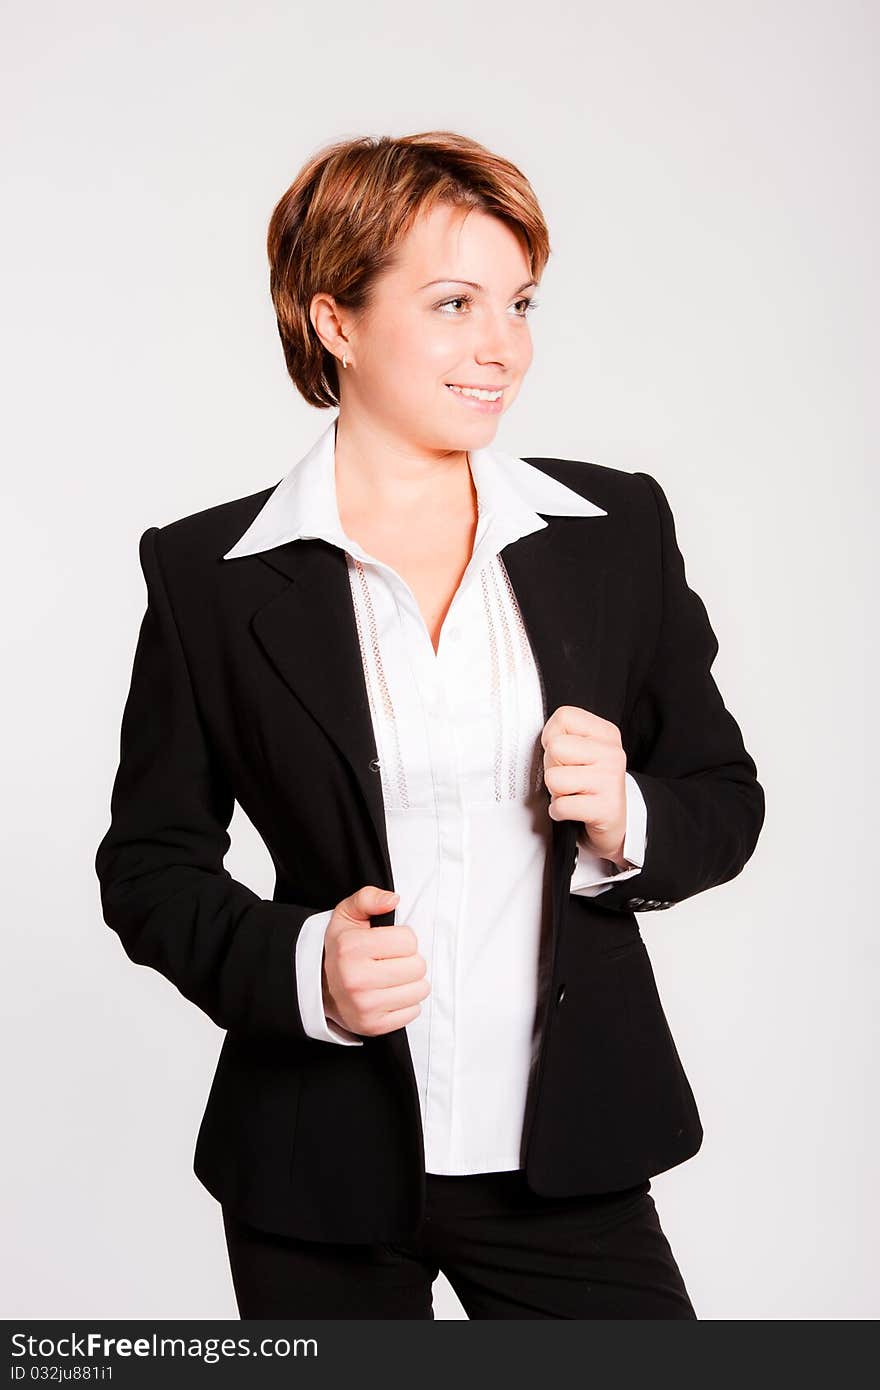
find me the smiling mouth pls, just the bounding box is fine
[445,383,506,399]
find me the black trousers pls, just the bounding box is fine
[222,1169,697,1319]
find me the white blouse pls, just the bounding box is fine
[223,418,647,1174]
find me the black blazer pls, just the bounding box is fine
[95,455,765,1244]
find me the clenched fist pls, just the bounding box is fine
[321,885,431,1037]
[542,705,629,866]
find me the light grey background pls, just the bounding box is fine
[3,0,876,1320]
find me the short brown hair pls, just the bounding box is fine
[266,131,551,408]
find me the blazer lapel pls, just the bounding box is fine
[250,537,393,882]
[500,520,610,945]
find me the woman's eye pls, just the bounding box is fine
[437,295,539,317]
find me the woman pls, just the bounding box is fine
[95,131,765,1319]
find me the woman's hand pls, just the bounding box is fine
[321,885,431,1037]
[542,705,629,866]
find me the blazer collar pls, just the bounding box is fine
[221,416,606,562]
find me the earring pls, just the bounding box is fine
[342,354,348,369]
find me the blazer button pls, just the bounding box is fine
[369,758,381,772]
[556,983,566,1005]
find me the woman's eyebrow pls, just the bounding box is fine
[418,278,538,294]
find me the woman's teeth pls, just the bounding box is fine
[446,384,503,401]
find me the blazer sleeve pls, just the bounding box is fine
[590,471,766,914]
[94,525,318,1041]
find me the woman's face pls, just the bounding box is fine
[316,204,538,452]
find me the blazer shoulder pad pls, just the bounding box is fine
[151,482,279,566]
[523,454,659,524]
